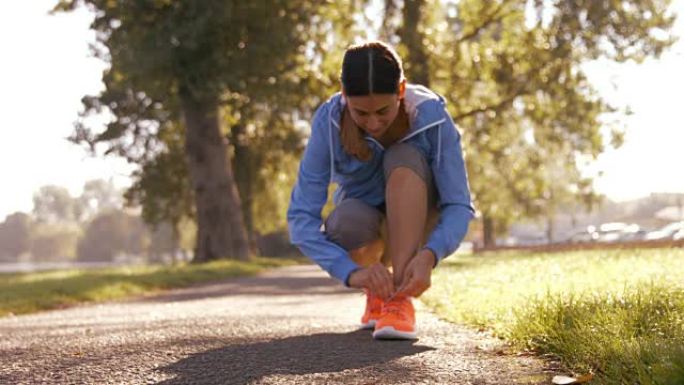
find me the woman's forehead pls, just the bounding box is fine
[345,93,399,111]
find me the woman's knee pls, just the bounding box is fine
[383,143,430,184]
[383,143,438,205]
[324,199,383,250]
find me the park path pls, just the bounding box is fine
[0,265,554,384]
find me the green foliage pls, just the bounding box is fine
[77,210,149,261]
[0,257,302,317]
[385,0,677,240]
[124,122,193,228]
[422,248,684,384]
[510,286,684,384]
[56,0,370,240]
[55,0,678,245]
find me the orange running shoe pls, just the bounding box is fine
[360,289,384,329]
[372,296,417,340]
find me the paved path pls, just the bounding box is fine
[0,265,553,384]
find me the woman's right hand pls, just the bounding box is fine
[347,263,395,300]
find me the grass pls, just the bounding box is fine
[422,248,684,385]
[0,256,303,318]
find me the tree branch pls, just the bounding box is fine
[453,55,564,121]
[455,1,513,44]
[453,89,526,121]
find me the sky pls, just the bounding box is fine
[0,1,134,221]
[0,1,683,221]
[582,1,684,202]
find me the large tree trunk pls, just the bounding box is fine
[399,0,430,87]
[180,94,251,262]
[230,124,258,255]
[380,0,399,42]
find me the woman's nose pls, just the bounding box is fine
[367,115,382,130]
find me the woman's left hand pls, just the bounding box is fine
[395,249,436,298]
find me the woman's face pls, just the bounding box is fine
[343,80,406,139]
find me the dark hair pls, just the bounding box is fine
[340,41,404,96]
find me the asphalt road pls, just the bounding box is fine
[0,265,553,384]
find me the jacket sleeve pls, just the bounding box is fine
[286,103,360,285]
[424,105,475,264]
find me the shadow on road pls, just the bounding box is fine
[156,329,435,384]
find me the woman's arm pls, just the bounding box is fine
[424,105,476,264]
[287,103,360,284]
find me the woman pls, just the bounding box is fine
[287,41,474,340]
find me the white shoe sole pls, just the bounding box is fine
[372,326,417,340]
[360,320,377,330]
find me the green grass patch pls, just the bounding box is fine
[422,248,684,384]
[0,257,303,317]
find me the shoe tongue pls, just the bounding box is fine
[394,292,413,299]
[385,299,406,311]
[390,294,411,303]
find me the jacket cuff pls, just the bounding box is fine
[424,240,446,267]
[330,257,361,287]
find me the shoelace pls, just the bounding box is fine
[383,300,408,317]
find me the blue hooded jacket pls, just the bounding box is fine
[287,84,475,284]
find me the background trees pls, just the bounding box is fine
[0,213,31,262]
[49,0,676,254]
[382,0,675,245]
[55,0,368,260]
[0,179,187,263]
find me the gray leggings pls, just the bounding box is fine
[324,143,439,258]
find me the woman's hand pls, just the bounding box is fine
[396,249,435,298]
[347,263,395,300]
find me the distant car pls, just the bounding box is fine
[598,222,630,232]
[596,230,623,243]
[565,229,595,243]
[645,221,684,241]
[594,222,637,243]
[566,223,646,244]
[619,228,648,242]
[673,229,684,241]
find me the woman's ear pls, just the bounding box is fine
[398,79,406,99]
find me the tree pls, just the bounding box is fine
[382,0,676,246]
[76,179,123,222]
[399,0,431,87]
[77,210,148,262]
[32,185,77,224]
[29,223,80,261]
[55,0,368,261]
[0,212,32,261]
[124,122,194,257]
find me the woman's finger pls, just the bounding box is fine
[398,275,422,298]
[378,270,393,300]
[382,268,396,297]
[371,265,391,299]
[371,271,389,300]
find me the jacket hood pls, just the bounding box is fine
[327,83,446,143]
[322,84,449,183]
